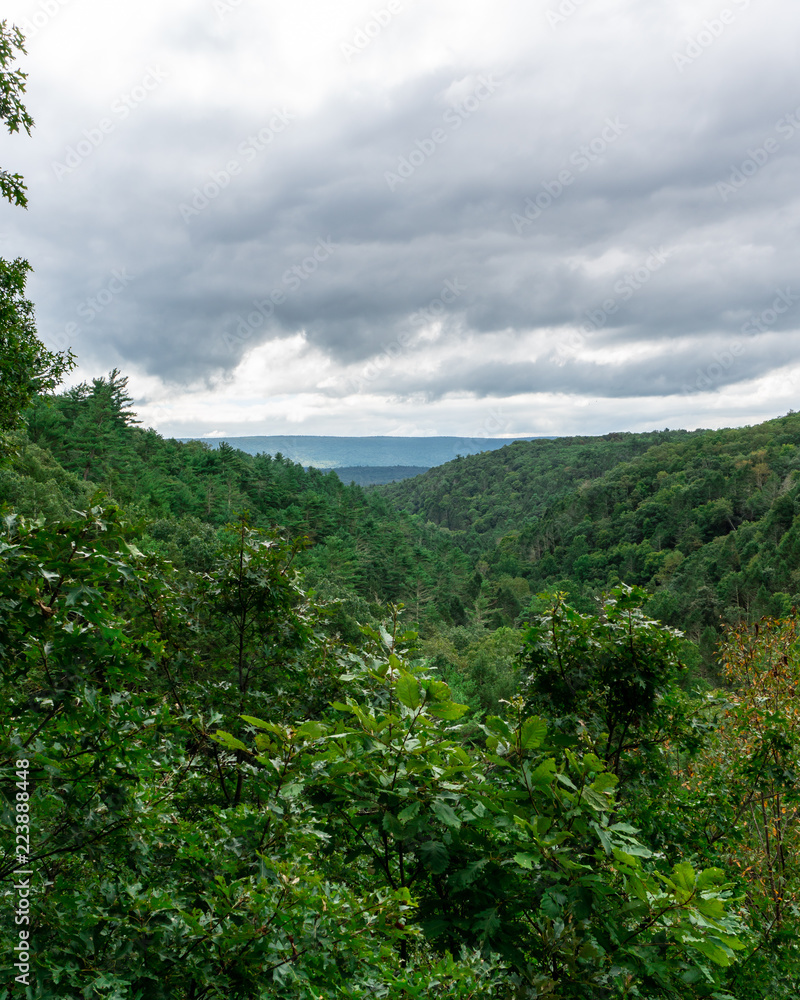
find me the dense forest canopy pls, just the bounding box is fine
[2,370,800,997]
[379,429,694,543]
[380,412,800,657]
[5,10,800,997]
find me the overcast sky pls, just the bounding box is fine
[2,0,799,438]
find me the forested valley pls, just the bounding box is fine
[2,369,800,997]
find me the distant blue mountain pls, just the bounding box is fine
[179,435,544,469]
[333,467,430,487]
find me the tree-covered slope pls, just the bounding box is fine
[332,465,429,486]
[379,413,800,643]
[0,504,764,998]
[3,371,800,995]
[496,413,800,635]
[379,429,694,552]
[4,372,475,628]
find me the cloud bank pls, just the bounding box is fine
[2,0,799,436]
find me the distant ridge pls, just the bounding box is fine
[179,435,544,469]
[332,466,429,487]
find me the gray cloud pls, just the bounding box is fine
[3,0,799,431]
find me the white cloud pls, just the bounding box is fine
[3,0,799,436]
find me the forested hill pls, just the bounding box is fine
[333,465,430,486]
[380,412,800,645]
[379,429,694,549]
[5,373,800,996]
[490,412,800,638]
[3,373,475,630]
[11,374,800,650]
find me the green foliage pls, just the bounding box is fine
[25,368,137,481]
[0,24,74,445]
[0,506,408,996]
[520,585,686,777]
[381,414,800,646]
[0,499,752,997]
[221,636,749,998]
[670,618,800,997]
[0,259,75,437]
[0,433,91,518]
[380,430,685,551]
[0,18,34,208]
[20,375,475,628]
[421,624,522,718]
[6,373,800,993]
[508,417,800,640]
